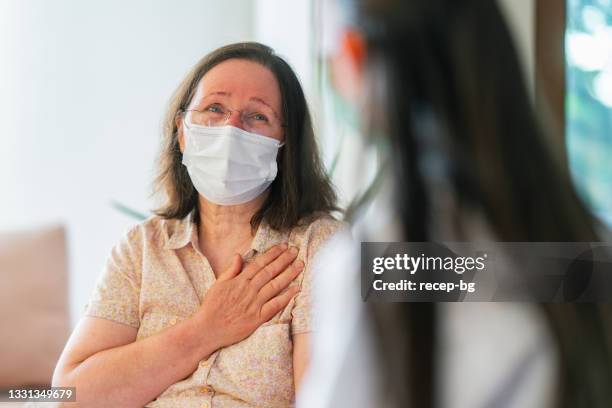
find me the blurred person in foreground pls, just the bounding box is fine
[299,0,612,407]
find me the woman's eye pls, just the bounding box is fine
[206,104,224,114]
[251,113,269,122]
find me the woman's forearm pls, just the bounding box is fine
[293,332,311,394]
[54,315,216,408]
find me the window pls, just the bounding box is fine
[566,0,612,226]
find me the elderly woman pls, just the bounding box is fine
[52,42,342,408]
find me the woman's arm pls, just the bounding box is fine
[53,314,216,408]
[293,332,311,394]
[291,217,347,395]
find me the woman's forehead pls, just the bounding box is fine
[194,59,281,110]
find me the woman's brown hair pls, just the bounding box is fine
[153,42,337,230]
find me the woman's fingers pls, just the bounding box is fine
[257,259,304,304]
[197,246,302,349]
[260,285,300,323]
[241,243,288,280]
[248,247,299,291]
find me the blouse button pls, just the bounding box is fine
[200,385,213,394]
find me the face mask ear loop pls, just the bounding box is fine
[182,111,194,131]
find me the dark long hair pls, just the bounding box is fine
[345,0,612,406]
[154,42,337,230]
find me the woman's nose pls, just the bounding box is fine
[226,111,245,129]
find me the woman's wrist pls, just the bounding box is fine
[181,313,222,361]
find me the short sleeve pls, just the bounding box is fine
[291,216,349,335]
[83,226,142,328]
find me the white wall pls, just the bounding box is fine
[0,0,254,328]
[254,0,314,96]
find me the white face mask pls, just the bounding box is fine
[181,119,284,205]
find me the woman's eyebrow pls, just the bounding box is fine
[193,91,229,108]
[200,92,280,118]
[203,91,230,100]
[250,97,280,118]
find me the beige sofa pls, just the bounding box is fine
[0,225,70,407]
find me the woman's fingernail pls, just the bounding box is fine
[279,243,288,250]
[289,247,298,255]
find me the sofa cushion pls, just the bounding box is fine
[0,225,69,387]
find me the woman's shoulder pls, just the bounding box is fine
[290,212,350,251]
[296,212,348,234]
[117,214,188,249]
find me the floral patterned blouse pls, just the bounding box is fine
[82,211,345,408]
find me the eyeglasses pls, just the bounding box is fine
[182,103,285,136]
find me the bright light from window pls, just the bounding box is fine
[566,0,612,226]
[566,29,611,71]
[593,70,612,107]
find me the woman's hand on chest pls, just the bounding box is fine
[193,243,304,350]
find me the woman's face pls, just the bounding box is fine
[178,58,285,148]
